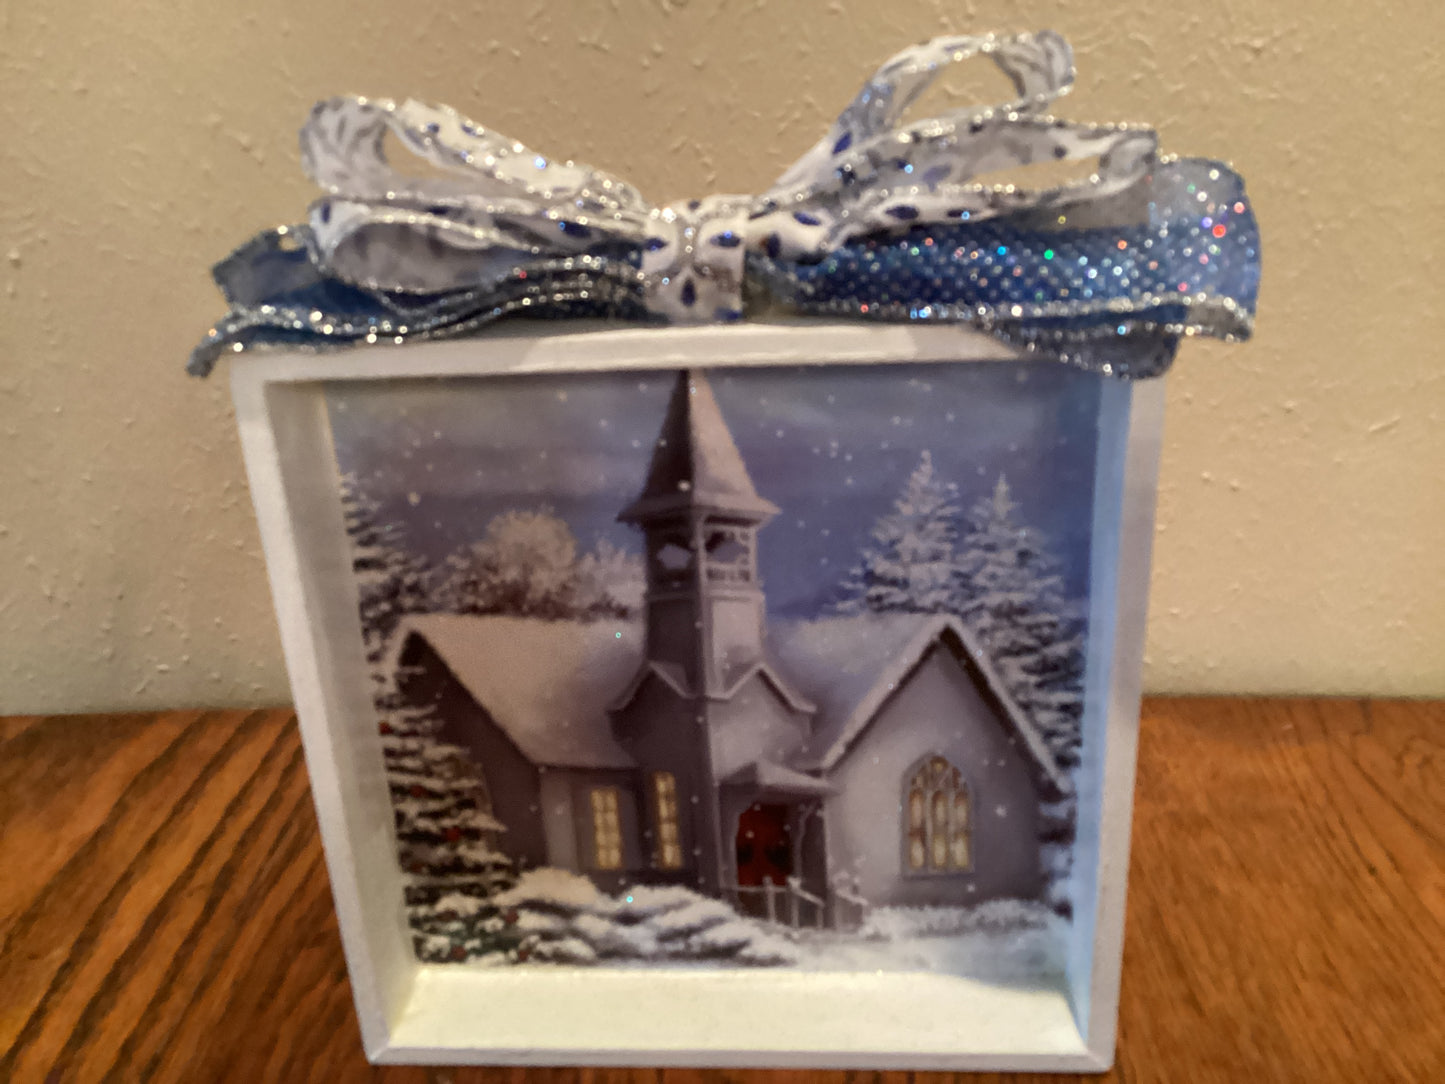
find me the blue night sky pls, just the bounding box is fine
[326,361,1101,616]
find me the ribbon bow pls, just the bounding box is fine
[188,30,1259,378]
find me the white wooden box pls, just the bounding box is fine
[230,320,1163,1071]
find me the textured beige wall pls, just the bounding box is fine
[1,2,1441,714]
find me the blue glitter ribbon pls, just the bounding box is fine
[188,31,1259,378]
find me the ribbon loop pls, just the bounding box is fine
[301,95,655,295]
[188,30,1259,380]
[768,30,1073,198]
[754,32,1158,263]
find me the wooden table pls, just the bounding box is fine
[1,699,1440,1083]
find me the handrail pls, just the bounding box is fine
[723,878,827,928]
[830,872,871,930]
[786,875,825,908]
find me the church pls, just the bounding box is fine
[390,369,1067,924]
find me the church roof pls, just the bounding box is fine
[392,614,639,769]
[392,611,1064,795]
[767,613,1067,796]
[619,369,779,523]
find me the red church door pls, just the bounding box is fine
[735,802,793,911]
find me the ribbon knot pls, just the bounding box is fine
[189,31,1259,378]
[642,196,753,323]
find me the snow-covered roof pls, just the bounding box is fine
[394,614,641,769]
[609,655,817,716]
[767,613,1066,795]
[390,610,1064,794]
[721,760,838,797]
[716,660,816,713]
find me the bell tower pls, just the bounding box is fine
[619,369,778,695]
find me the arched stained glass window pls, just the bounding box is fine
[905,756,971,874]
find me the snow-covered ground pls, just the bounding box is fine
[446,869,1065,980]
[789,900,1066,979]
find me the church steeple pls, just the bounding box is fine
[620,370,779,524]
[620,370,776,694]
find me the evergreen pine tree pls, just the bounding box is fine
[339,472,431,662]
[950,475,1087,917]
[339,475,518,960]
[837,451,961,614]
[952,475,1087,770]
[374,671,518,962]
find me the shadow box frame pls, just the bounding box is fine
[228,320,1164,1072]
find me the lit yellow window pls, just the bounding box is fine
[950,789,971,869]
[908,787,926,870]
[652,772,683,869]
[590,787,623,870]
[905,756,971,873]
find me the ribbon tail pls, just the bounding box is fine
[187,229,656,377]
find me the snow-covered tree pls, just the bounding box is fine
[836,451,961,614]
[953,475,1085,917]
[1038,796,1077,918]
[573,539,647,618]
[436,508,644,620]
[338,478,512,958]
[834,463,1085,768]
[374,672,517,962]
[435,508,580,618]
[339,473,431,662]
[952,475,1086,771]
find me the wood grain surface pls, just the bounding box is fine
[0,699,1440,1083]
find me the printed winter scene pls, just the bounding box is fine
[326,360,1100,977]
